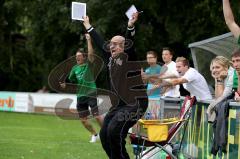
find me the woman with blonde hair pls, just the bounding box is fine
[207,56,234,122]
[210,56,233,97]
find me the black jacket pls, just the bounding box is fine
[211,93,233,155]
[87,27,147,107]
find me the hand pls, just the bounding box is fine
[141,68,147,80]
[207,103,214,115]
[59,82,66,89]
[212,70,227,80]
[141,74,148,81]
[235,91,240,101]
[218,70,228,80]
[128,12,139,28]
[206,102,216,123]
[85,33,91,40]
[82,16,91,30]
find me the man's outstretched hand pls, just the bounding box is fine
[83,16,92,30]
[128,12,139,28]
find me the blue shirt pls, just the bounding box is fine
[145,64,161,99]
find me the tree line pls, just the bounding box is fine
[0,0,239,91]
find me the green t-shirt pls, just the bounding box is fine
[233,69,238,90]
[69,62,96,97]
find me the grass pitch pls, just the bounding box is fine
[0,111,134,159]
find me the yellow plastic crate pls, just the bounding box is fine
[138,118,180,142]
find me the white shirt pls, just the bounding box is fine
[163,61,180,97]
[182,68,212,100]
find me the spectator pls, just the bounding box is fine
[158,57,212,100]
[207,56,234,122]
[142,51,162,119]
[223,0,240,39]
[160,47,180,97]
[210,56,233,98]
[222,0,240,100]
[230,50,240,100]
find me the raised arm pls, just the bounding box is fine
[157,77,188,88]
[85,33,105,81]
[128,13,139,29]
[223,0,240,38]
[85,33,94,62]
[159,74,178,79]
[125,12,139,61]
[83,16,106,54]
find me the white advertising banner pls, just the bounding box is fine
[0,92,111,114]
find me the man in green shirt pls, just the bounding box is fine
[223,0,240,100]
[231,51,240,100]
[60,34,103,143]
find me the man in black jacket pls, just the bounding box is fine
[82,14,148,159]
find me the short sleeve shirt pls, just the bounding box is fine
[145,65,161,99]
[69,62,96,97]
[182,68,212,100]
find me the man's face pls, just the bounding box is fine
[162,50,172,64]
[146,54,157,65]
[232,56,240,72]
[76,52,85,65]
[109,36,125,58]
[176,61,188,76]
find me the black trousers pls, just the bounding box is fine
[99,98,147,159]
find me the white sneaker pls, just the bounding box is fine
[89,134,99,143]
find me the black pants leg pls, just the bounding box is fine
[99,107,118,158]
[100,98,147,159]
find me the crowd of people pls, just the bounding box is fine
[59,0,240,158]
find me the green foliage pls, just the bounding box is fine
[1,0,240,91]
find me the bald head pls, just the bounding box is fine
[111,35,125,42]
[109,35,125,58]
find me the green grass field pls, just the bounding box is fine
[0,111,134,159]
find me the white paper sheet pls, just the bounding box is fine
[71,2,86,21]
[125,5,138,20]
